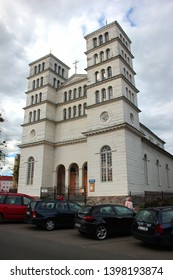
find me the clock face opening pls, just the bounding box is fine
[100,111,109,122]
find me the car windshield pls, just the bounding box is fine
[78,206,92,214]
[135,209,158,224]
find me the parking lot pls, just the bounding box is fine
[0,222,173,260]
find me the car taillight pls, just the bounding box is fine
[155,224,163,234]
[83,216,95,222]
[32,211,37,218]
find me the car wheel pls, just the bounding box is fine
[44,219,55,231]
[95,224,108,240]
[0,213,3,223]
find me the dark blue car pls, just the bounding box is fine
[132,206,173,248]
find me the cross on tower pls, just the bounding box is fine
[73,60,79,74]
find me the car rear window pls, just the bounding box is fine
[135,209,158,224]
[78,206,92,214]
[162,210,173,224]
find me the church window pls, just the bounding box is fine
[78,104,82,116]
[54,63,57,72]
[106,48,110,59]
[58,66,61,74]
[93,38,97,48]
[57,80,60,88]
[105,32,109,42]
[39,92,42,102]
[107,66,112,78]
[64,92,67,102]
[73,88,77,99]
[68,107,71,118]
[33,110,36,122]
[32,80,35,89]
[156,159,161,186]
[34,66,37,74]
[29,112,32,123]
[83,103,87,115]
[31,95,34,105]
[40,77,43,86]
[108,86,113,99]
[73,106,76,117]
[62,69,64,77]
[95,90,100,103]
[101,69,106,80]
[27,157,34,185]
[94,54,98,64]
[101,88,106,102]
[95,71,99,82]
[35,94,38,103]
[38,64,41,72]
[68,90,72,100]
[37,109,40,120]
[63,108,67,120]
[83,85,87,96]
[78,87,82,97]
[42,62,45,71]
[101,145,112,182]
[166,164,170,188]
[143,154,149,185]
[100,51,104,62]
[37,78,39,88]
[53,78,56,87]
[99,35,103,45]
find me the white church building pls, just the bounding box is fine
[18,20,173,203]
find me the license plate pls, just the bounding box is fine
[138,225,148,231]
[75,223,81,228]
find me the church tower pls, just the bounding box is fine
[84,21,143,201]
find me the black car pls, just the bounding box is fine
[132,206,173,248]
[74,204,135,240]
[25,199,81,230]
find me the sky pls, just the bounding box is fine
[0,0,173,175]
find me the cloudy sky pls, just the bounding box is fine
[0,0,173,175]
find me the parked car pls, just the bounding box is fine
[25,199,81,230]
[0,192,34,222]
[74,204,135,240]
[132,206,173,248]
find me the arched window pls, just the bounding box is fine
[101,69,106,80]
[68,90,72,100]
[73,106,76,117]
[31,95,34,105]
[54,63,57,72]
[107,66,112,78]
[64,92,67,102]
[35,94,38,103]
[78,104,82,116]
[27,157,34,185]
[73,88,77,99]
[63,108,67,120]
[156,159,161,186]
[101,146,112,182]
[95,71,99,82]
[105,32,109,42]
[83,85,87,96]
[58,66,61,74]
[95,90,100,103]
[36,78,39,88]
[83,103,87,115]
[166,164,170,188]
[101,88,106,102]
[33,110,36,122]
[143,154,149,184]
[37,109,40,120]
[99,35,103,45]
[68,107,71,118]
[106,48,110,60]
[32,80,35,89]
[108,86,113,99]
[29,112,32,123]
[39,92,42,102]
[100,51,104,62]
[38,64,41,72]
[93,37,97,47]
[94,54,98,64]
[34,66,37,74]
[42,62,45,71]
[62,69,64,77]
[40,77,43,86]
[78,87,82,97]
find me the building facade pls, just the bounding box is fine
[18,21,173,203]
[0,176,13,192]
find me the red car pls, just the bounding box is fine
[0,192,34,222]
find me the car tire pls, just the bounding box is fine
[0,213,3,223]
[95,224,108,240]
[44,219,55,231]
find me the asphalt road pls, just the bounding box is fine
[0,222,173,260]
